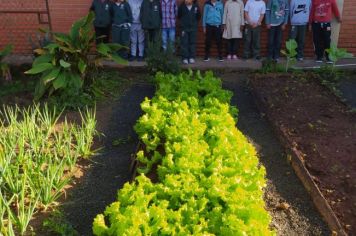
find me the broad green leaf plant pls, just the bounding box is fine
[326,43,353,72]
[25,12,126,100]
[0,45,13,81]
[93,71,274,235]
[281,39,298,72]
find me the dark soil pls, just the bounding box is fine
[249,73,356,234]
[220,73,329,235]
[339,74,356,109]
[57,70,330,236]
[59,81,155,236]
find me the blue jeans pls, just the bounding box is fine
[162,28,175,51]
[267,25,283,60]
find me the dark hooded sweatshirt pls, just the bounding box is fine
[140,0,162,29]
[90,0,112,28]
[178,2,201,32]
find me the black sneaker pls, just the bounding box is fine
[218,56,224,62]
[255,56,261,61]
[326,59,333,64]
[204,56,210,62]
[315,58,323,63]
[129,56,136,62]
[137,56,144,62]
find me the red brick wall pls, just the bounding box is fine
[0,0,355,57]
[338,0,356,54]
[0,0,50,54]
[48,0,92,32]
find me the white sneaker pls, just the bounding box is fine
[189,58,195,64]
[227,55,232,60]
[183,59,189,64]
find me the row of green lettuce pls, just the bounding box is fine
[93,71,274,235]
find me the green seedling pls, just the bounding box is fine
[281,39,298,72]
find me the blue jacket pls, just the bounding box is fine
[202,0,224,27]
[266,0,289,26]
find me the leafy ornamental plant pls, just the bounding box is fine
[0,44,13,81]
[281,39,298,72]
[260,59,284,74]
[28,30,52,56]
[25,12,126,100]
[326,43,353,72]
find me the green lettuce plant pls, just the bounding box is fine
[93,71,273,235]
[25,12,126,100]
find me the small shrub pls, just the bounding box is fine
[25,12,126,101]
[0,44,13,81]
[43,210,78,236]
[260,59,284,74]
[145,40,181,75]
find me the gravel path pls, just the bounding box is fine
[63,82,155,236]
[221,72,329,235]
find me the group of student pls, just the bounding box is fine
[90,0,342,64]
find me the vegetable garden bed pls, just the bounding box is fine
[93,71,274,235]
[249,73,356,235]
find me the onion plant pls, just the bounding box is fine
[0,104,97,235]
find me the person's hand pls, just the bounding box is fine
[308,24,312,32]
[203,27,206,34]
[266,24,271,29]
[223,24,226,31]
[281,24,286,31]
[336,17,342,23]
[240,25,244,32]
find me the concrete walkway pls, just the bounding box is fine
[5,55,356,70]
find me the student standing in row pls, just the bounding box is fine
[289,0,311,61]
[90,0,112,44]
[265,0,289,62]
[202,0,224,62]
[129,0,145,61]
[222,0,245,60]
[161,0,177,51]
[178,0,201,64]
[243,0,266,60]
[309,0,341,63]
[111,0,133,59]
[140,0,162,49]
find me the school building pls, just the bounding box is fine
[0,0,355,57]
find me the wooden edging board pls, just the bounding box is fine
[250,85,347,236]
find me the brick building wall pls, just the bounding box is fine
[338,0,356,54]
[0,0,355,56]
